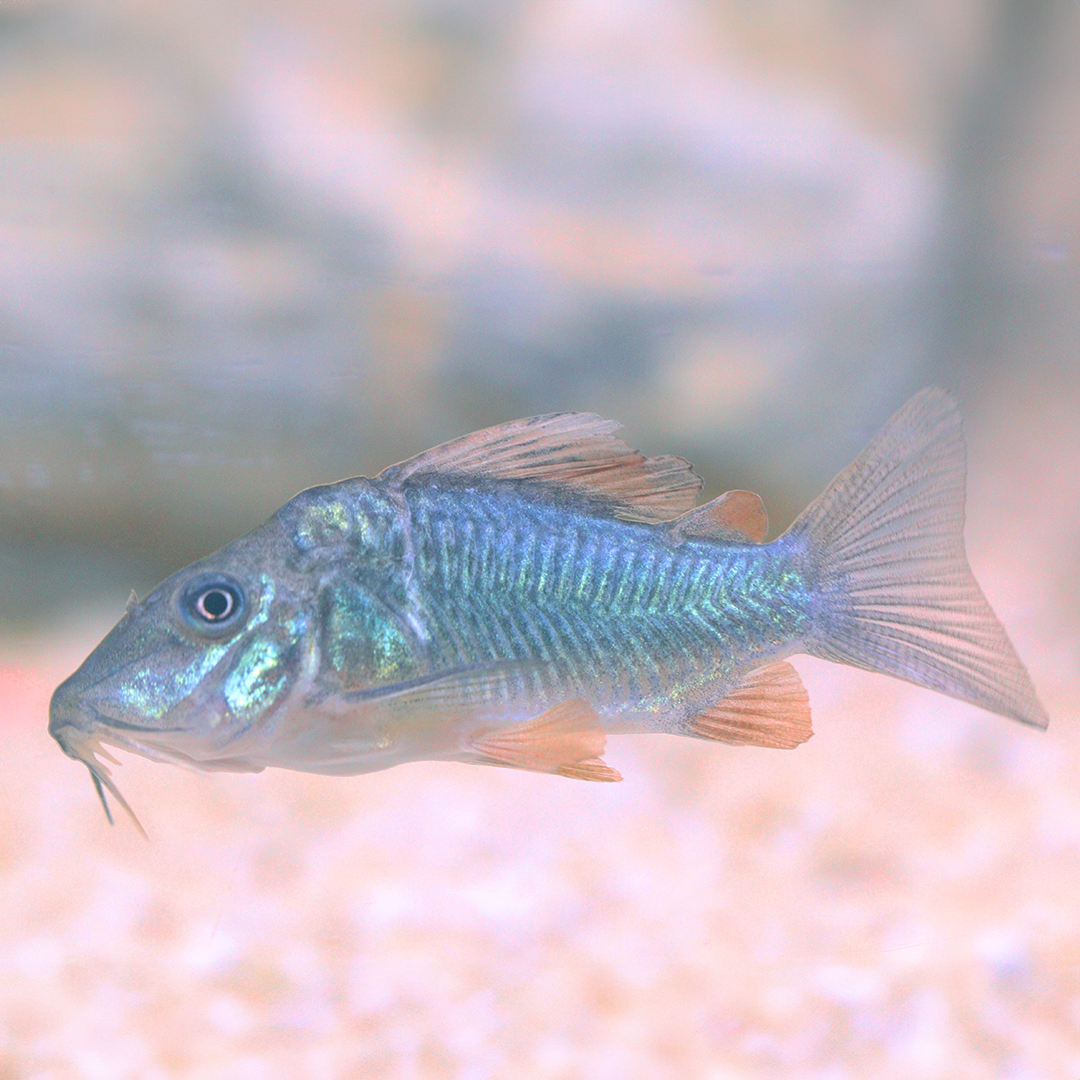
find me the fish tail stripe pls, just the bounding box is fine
[538,536,557,599]
[564,611,612,694]
[642,614,687,695]
[509,604,546,664]
[790,387,1048,729]
[610,549,634,609]
[482,597,520,660]
[611,615,658,700]
[612,547,635,608]
[625,550,651,610]
[642,552,668,611]
[555,610,598,695]
[576,535,600,604]
[547,609,590,694]
[686,561,711,609]
[517,531,539,595]
[459,518,475,590]
[677,553,707,610]
[556,530,580,601]
[525,606,562,695]
[662,555,686,608]
[430,595,488,668]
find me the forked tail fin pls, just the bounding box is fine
[789,387,1048,728]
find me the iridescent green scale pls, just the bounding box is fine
[403,480,813,725]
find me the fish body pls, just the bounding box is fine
[49,389,1048,829]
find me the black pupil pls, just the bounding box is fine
[197,587,234,621]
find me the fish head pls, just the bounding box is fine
[49,522,315,828]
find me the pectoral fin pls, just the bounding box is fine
[690,660,812,748]
[344,659,544,716]
[468,699,622,781]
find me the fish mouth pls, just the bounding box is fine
[49,698,150,839]
[50,698,249,836]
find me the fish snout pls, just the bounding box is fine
[48,667,131,756]
[48,675,100,759]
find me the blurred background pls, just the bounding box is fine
[1,1,1078,1077]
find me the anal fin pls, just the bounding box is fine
[469,699,622,782]
[690,660,812,749]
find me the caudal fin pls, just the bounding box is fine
[789,387,1048,728]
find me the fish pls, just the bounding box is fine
[49,387,1048,834]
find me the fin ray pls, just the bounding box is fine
[380,413,702,522]
[691,661,813,748]
[468,698,622,781]
[344,659,544,716]
[791,387,1048,728]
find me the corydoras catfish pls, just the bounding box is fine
[49,388,1048,833]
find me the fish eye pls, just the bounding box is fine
[195,586,239,621]
[180,576,246,631]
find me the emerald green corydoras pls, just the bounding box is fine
[49,391,1048,832]
[392,478,814,719]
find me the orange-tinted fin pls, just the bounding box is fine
[380,413,702,523]
[669,490,768,544]
[468,698,622,781]
[558,757,623,782]
[690,660,812,749]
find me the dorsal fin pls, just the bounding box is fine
[669,490,768,544]
[468,698,622,781]
[379,413,703,523]
[690,660,811,748]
